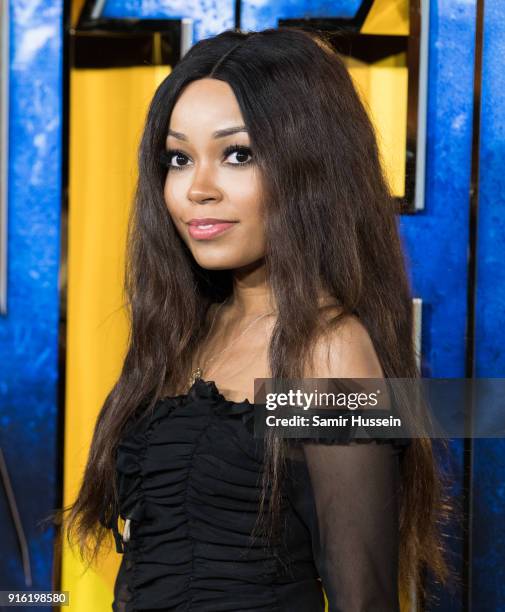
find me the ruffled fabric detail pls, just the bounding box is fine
[112,378,258,552]
[113,377,286,612]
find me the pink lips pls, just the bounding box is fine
[187,219,237,240]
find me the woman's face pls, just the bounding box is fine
[163,78,266,270]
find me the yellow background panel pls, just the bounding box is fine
[362,0,409,36]
[71,0,87,28]
[346,58,408,198]
[62,65,170,612]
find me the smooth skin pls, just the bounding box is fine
[163,78,383,401]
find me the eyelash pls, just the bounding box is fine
[159,144,253,171]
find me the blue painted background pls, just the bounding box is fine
[0,0,63,599]
[240,0,362,31]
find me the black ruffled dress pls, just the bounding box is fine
[107,377,410,612]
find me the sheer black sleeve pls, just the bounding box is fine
[287,438,406,612]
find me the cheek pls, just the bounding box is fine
[163,177,192,252]
[228,172,264,224]
[163,175,183,217]
[235,204,266,262]
[163,176,193,240]
[226,173,266,254]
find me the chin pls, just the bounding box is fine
[198,262,235,271]
[191,254,239,271]
[192,252,260,272]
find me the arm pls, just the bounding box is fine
[300,438,403,612]
[299,315,404,611]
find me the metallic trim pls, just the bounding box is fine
[412,297,423,374]
[411,295,423,610]
[0,448,32,586]
[414,0,430,210]
[90,0,106,20]
[180,18,193,58]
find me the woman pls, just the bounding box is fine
[63,27,454,611]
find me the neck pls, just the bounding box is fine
[225,259,336,318]
[228,258,275,317]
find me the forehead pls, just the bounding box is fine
[169,78,244,131]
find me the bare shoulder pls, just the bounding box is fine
[307,312,384,379]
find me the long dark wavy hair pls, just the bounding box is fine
[59,27,457,605]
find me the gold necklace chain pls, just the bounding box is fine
[188,298,275,389]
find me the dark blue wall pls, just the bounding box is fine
[472,0,505,609]
[0,0,63,598]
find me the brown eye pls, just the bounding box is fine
[223,145,253,166]
[160,149,191,171]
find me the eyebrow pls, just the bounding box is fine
[167,126,248,141]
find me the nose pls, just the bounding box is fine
[187,162,223,205]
